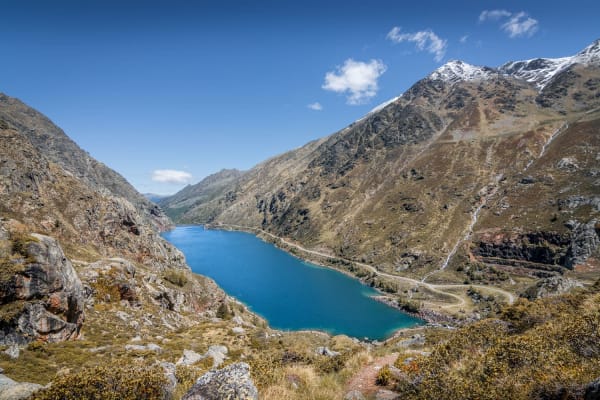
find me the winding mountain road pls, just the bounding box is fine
[219,224,515,309]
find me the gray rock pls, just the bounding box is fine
[0,234,84,345]
[585,377,600,400]
[316,346,340,357]
[177,349,205,366]
[397,334,425,348]
[206,345,228,368]
[519,176,536,184]
[125,344,147,352]
[522,276,584,300]
[146,343,162,352]
[160,362,177,395]
[124,343,161,352]
[375,389,400,400]
[557,157,579,170]
[115,311,131,322]
[182,362,258,400]
[231,327,245,335]
[566,219,600,268]
[344,390,366,400]
[0,374,43,400]
[3,345,19,359]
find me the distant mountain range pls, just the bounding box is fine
[161,39,600,287]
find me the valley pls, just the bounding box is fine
[1,38,599,400]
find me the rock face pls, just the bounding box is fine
[565,219,600,268]
[522,276,584,300]
[177,345,229,368]
[0,93,172,232]
[182,362,258,400]
[0,233,84,345]
[585,378,600,400]
[0,374,42,400]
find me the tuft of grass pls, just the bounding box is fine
[163,269,188,287]
[376,364,392,386]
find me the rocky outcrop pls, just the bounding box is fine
[473,220,600,270]
[0,233,84,345]
[182,362,258,400]
[521,276,584,300]
[565,219,600,268]
[0,374,42,400]
[473,231,571,269]
[585,378,600,400]
[177,345,229,368]
[0,93,172,232]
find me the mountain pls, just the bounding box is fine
[0,94,172,232]
[163,39,600,290]
[144,193,170,203]
[0,94,367,400]
[1,40,599,400]
[0,92,228,344]
[158,168,244,222]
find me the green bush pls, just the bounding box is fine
[163,269,188,287]
[32,363,169,400]
[376,365,392,386]
[398,298,420,313]
[216,302,232,320]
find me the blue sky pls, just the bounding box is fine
[1,0,598,194]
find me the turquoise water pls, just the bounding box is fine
[162,226,422,340]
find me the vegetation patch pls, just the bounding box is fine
[32,362,169,400]
[163,268,188,287]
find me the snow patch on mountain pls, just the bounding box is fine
[369,96,401,114]
[500,39,600,90]
[429,60,496,83]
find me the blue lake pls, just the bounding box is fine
[162,226,422,340]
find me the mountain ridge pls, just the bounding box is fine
[163,39,600,303]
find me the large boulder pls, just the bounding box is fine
[522,276,584,300]
[0,374,42,400]
[182,362,258,400]
[585,378,600,400]
[0,233,84,344]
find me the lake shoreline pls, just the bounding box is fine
[199,223,451,330]
[204,223,469,331]
[163,224,427,342]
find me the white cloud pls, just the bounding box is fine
[479,9,511,22]
[479,10,539,38]
[152,169,192,184]
[307,102,323,111]
[386,28,447,62]
[502,12,539,38]
[459,35,469,44]
[322,59,387,105]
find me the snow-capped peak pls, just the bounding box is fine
[428,60,495,83]
[572,38,600,64]
[499,39,600,90]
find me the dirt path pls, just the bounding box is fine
[346,353,399,397]
[220,224,515,309]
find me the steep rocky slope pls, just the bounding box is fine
[0,94,171,232]
[0,95,375,400]
[164,40,600,289]
[0,94,225,346]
